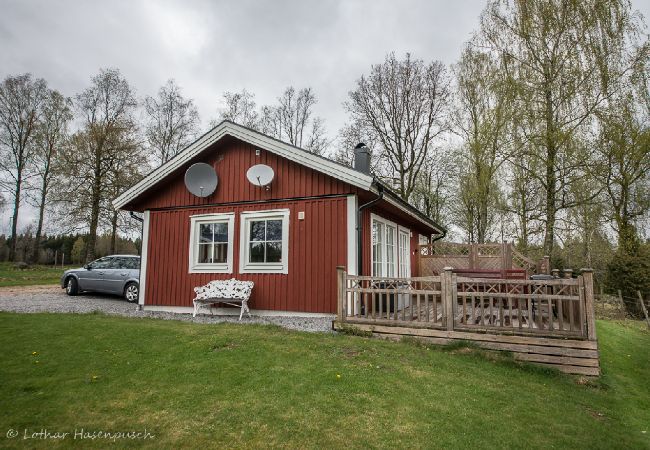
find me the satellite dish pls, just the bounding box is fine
[246,164,274,188]
[184,163,218,197]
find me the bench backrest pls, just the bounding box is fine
[194,279,254,301]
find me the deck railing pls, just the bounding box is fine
[337,267,597,341]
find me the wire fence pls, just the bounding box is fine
[594,290,649,327]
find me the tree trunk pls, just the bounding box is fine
[110,209,118,254]
[8,171,22,262]
[30,156,51,264]
[85,155,103,263]
[30,181,48,264]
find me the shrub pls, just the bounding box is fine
[605,244,650,318]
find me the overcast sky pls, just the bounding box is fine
[1,0,649,234]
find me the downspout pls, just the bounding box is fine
[357,183,384,276]
[431,229,446,243]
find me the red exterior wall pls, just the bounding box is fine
[128,137,355,211]
[145,197,347,312]
[132,135,438,313]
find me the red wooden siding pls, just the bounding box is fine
[129,137,355,211]
[145,197,348,313]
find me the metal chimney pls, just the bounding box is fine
[354,143,371,175]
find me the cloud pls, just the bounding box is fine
[0,0,648,234]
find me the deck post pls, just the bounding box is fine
[581,269,597,341]
[337,266,346,322]
[442,267,454,331]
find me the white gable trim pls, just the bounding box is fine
[113,121,373,210]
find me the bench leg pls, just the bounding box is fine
[193,300,199,318]
[239,300,251,321]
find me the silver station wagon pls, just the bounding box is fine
[60,255,141,302]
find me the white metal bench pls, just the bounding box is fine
[192,279,254,320]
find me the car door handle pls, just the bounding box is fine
[120,273,127,276]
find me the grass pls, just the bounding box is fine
[0,262,76,287]
[0,314,648,449]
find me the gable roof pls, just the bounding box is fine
[113,120,445,235]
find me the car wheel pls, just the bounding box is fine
[124,282,139,303]
[65,277,78,296]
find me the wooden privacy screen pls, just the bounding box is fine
[419,242,541,277]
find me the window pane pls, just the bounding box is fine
[92,257,112,269]
[266,220,282,241]
[250,221,266,241]
[213,223,228,242]
[266,242,282,262]
[249,242,265,262]
[199,223,213,243]
[198,244,212,263]
[213,243,228,263]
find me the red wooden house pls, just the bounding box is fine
[114,121,445,316]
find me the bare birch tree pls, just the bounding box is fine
[144,79,200,166]
[57,68,139,262]
[216,89,258,128]
[344,53,450,201]
[29,90,72,262]
[0,73,47,261]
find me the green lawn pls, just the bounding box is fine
[0,314,648,449]
[0,262,76,287]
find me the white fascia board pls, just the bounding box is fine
[113,121,373,210]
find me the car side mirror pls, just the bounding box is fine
[84,264,92,270]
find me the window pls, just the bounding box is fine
[371,215,398,277]
[240,209,289,274]
[189,213,235,273]
[89,257,113,270]
[371,214,410,278]
[119,257,140,270]
[398,228,411,278]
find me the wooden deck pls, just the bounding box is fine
[336,267,600,376]
[377,301,566,331]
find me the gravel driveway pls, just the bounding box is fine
[0,285,334,333]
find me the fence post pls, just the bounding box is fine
[442,267,455,331]
[337,266,346,322]
[637,291,650,329]
[581,269,597,341]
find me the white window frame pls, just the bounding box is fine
[398,226,411,278]
[239,209,290,274]
[188,213,235,273]
[370,213,399,278]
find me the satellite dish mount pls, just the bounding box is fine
[246,164,274,191]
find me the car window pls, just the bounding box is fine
[91,257,113,269]
[109,258,127,269]
[122,258,140,270]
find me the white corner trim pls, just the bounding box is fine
[112,121,373,210]
[138,210,150,305]
[346,195,358,276]
[143,305,335,318]
[188,213,235,273]
[239,209,290,274]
